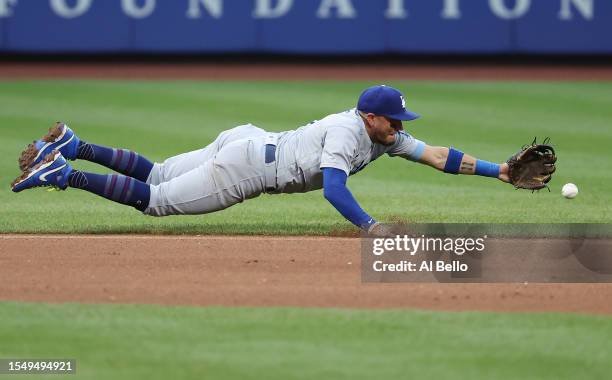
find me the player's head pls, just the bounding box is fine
[357,85,420,145]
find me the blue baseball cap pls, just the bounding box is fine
[357,85,420,121]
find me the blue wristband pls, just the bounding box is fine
[443,147,464,174]
[475,160,500,178]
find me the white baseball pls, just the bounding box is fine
[562,183,578,199]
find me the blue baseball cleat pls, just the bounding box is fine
[18,122,80,171]
[11,150,72,193]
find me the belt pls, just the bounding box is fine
[264,134,278,192]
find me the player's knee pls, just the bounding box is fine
[141,206,167,217]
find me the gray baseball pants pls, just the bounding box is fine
[143,124,270,216]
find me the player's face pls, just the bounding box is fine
[370,115,403,146]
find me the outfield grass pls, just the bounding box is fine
[1,80,610,234]
[0,301,610,380]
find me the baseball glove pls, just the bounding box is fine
[506,137,556,191]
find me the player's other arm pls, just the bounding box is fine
[321,167,377,231]
[418,145,510,183]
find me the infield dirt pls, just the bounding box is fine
[1,235,611,315]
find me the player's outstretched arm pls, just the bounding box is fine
[417,145,510,183]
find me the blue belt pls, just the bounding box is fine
[265,144,276,164]
[263,135,278,192]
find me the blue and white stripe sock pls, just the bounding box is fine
[76,141,154,182]
[68,171,150,211]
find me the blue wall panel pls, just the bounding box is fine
[0,19,4,50]
[0,1,609,54]
[515,1,612,53]
[5,1,130,52]
[132,0,258,52]
[386,0,512,53]
[259,1,385,54]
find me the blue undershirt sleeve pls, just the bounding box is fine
[322,167,376,230]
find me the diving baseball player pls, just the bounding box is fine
[13,85,547,234]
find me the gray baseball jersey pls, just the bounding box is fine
[143,109,424,217]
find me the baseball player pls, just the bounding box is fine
[12,85,515,234]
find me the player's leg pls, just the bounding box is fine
[74,141,154,183]
[67,171,151,211]
[147,124,267,185]
[144,138,266,216]
[12,137,267,216]
[19,122,154,182]
[12,151,150,211]
[20,122,266,186]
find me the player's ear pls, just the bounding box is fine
[359,111,375,129]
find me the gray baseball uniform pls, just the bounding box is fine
[143,109,425,217]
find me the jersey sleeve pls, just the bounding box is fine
[386,131,426,161]
[322,167,376,229]
[320,125,359,175]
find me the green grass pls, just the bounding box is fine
[0,301,610,380]
[1,80,611,234]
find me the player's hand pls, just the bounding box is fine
[367,222,396,237]
[498,163,510,183]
